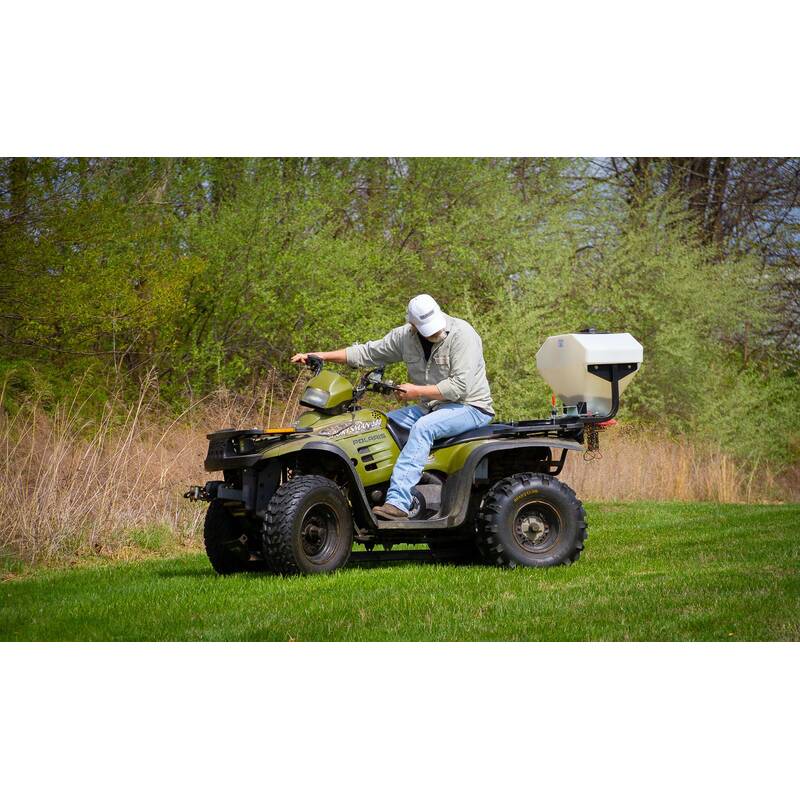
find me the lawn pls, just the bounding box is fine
[2,502,798,641]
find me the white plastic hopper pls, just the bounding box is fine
[535,332,643,416]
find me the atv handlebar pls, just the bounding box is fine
[355,367,406,397]
[305,354,324,376]
[369,378,407,395]
[297,358,406,400]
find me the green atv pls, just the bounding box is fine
[186,332,642,575]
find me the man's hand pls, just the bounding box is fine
[291,349,348,365]
[395,383,417,400]
[395,383,444,402]
[291,352,318,365]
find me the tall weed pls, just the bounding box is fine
[1,381,796,565]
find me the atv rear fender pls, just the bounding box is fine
[429,438,582,529]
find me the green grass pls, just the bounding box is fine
[2,502,798,641]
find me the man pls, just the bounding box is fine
[291,294,494,520]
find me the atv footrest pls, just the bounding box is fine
[375,517,450,530]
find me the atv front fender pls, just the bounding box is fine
[295,440,376,528]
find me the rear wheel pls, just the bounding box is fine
[263,475,354,575]
[204,499,255,575]
[477,473,587,568]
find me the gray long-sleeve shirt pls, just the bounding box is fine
[345,314,494,416]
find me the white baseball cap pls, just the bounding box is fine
[406,294,447,337]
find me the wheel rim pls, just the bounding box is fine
[299,503,341,565]
[512,501,561,554]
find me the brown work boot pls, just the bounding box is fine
[372,503,408,520]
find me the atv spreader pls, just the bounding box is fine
[186,330,643,575]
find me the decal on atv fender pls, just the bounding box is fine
[319,419,382,439]
[352,432,385,445]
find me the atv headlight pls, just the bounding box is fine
[300,386,330,409]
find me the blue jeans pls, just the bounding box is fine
[384,403,493,512]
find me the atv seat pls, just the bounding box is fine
[386,417,412,449]
[432,423,518,449]
[386,418,518,451]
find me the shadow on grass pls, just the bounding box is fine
[154,552,438,579]
[154,566,216,579]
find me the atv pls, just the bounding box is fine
[185,331,643,575]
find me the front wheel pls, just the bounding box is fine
[204,499,255,575]
[477,473,587,568]
[263,475,354,575]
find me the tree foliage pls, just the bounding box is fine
[1,157,797,464]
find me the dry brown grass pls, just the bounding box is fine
[562,426,798,503]
[0,373,298,565]
[1,378,797,565]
